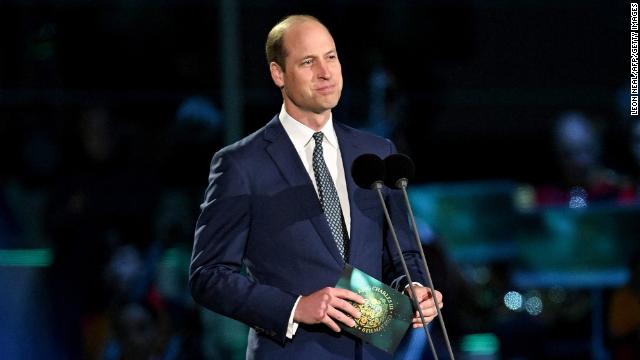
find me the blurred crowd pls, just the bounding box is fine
[0,97,241,359]
[1,96,640,359]
[530,111,640,208]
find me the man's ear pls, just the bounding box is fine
[270,62,285,89]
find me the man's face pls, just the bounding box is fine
[271,21,343,117]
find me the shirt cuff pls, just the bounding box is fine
[404,282,424,294]
[286,296,302,339]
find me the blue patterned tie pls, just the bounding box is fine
[312,132,348,261]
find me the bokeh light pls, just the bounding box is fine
[504,291,523,311]
[525,296,543,316]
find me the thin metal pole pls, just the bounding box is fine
[374,184,439,360]
[400,184,455,359]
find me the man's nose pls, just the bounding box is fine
[316,60,331,79]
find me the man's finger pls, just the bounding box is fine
[407,287,432,303]
[326,306,357,328]
[414,308,437,319]
[413,320,433,328]
[414,301,443,317]
[332,297,362,319]
[421,300,444,308]
[417,298,444,310]
[408,288,444,303]
[332,288,365,304]
[321,313,342,332]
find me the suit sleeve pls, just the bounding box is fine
[189,149,298,342]
[381,140,429,289]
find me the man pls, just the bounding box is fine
[189,15,443,359]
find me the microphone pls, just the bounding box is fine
[383,153,415,189]
[351,154,439,360]
[351,153,385,190]
[384,154,455,360]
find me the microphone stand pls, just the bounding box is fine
[371,181,439,360]
[397,178,455,360]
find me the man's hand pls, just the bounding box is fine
[294,287,365,332]
[406,286,443,328]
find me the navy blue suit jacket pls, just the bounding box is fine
[190,115,427,359]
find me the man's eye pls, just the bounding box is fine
[328,55,337,60]
[302,59,313,65]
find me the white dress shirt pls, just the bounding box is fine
[278,105,351,338]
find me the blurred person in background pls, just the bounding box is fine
[629,118,640,196]
[46,106,158,358]
[534,111,625,207]
[612,85,640,203]
[608,249,640,359]
[365,57,410,153]
[3,114,62,248]
[103,302,171,360]
[162,95,223,192]
[0,114,62,359]
[189,15,443,359]
[611,117,640,203]
[395,222,480,360]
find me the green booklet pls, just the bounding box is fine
[335,264,414,354]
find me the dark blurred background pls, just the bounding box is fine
[1,1,639,359]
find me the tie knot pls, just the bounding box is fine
[312,132,324,145]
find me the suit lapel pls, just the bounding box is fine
[264,116,311,188]
[264,116,344,266]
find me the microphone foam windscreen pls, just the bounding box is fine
[384,153,415,188]
[351,154,385,189]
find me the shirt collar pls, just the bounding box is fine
[278,104,339,150]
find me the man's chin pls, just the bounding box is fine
[312,104,339,115]
[317,96,341,111]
